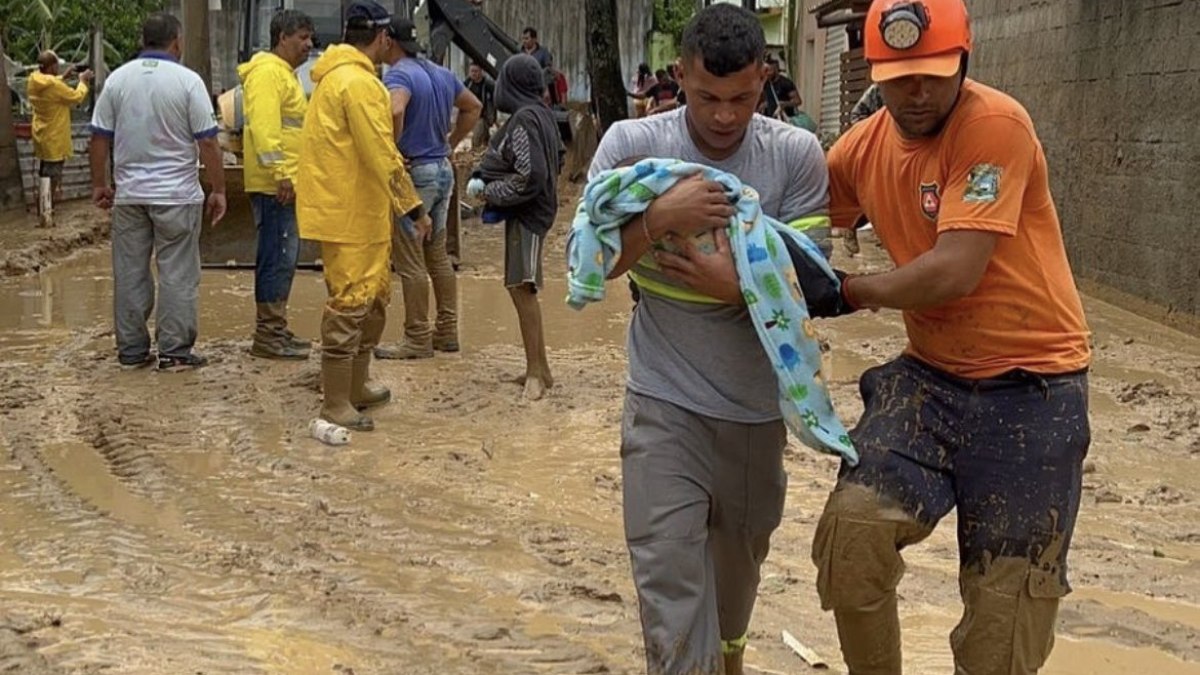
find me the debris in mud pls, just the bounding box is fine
[1094,486,1124,504]
[1127,423,1152,433]
[472,626,512,641]
[1117,380,1171,405]
[1141,484,1190,506]
[570,584,623,603]
[0,379,43,410]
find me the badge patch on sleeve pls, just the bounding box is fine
[964,164,1002,203]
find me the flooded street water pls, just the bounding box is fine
[0,214,1197,674]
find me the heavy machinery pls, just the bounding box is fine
[202,0,582,266]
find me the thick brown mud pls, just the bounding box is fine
[0,207,1197,673]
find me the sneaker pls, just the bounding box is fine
[156,353,209,372]
[118,354,156,370]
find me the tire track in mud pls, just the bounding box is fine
[0,345,279,674]
[10,335,633,672]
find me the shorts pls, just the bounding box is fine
[38,160,64,178]
[504,220,544,290]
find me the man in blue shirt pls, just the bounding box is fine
[375,18,482,360]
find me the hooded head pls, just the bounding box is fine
[495,54,546,115]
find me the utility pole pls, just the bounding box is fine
[585,0,627,134]
[0,32,24,211]
[183,0,213,89]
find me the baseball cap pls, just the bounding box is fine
[865,0,972,82]
[345,0,391,29]
[387,17,425,54]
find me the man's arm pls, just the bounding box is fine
[88,134,113,209]
[349,78,421,217]
[786,86,802,111]
[448,88,482,149]
[243,73,289,183]
[88,85,115,209]
[845,232,998,310]
[49,76,89,105]
[389,87,411,143]
[198,136,227,225]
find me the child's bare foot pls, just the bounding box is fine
[522,376,547,401]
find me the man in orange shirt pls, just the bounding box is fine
[810,1,1091,673]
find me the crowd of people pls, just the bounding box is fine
[24,0,1095,672]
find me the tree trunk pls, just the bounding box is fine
[0,32,25,211]
[183,0,212,90]
[585,0,627,135]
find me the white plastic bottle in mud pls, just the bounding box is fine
[309,418,350,446]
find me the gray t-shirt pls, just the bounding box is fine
[90,53,218,205]
[589,108,829,423]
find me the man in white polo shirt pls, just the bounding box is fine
[89,12,227,372]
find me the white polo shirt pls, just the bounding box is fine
[90,52,218,205]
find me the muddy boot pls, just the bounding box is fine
[430,232,459,352]
[352,300,391,410]
[251,302,308,360]
[376,275,434,359]
[374,340,434,360]
[320,356,374,431]
[281,328,312,351]
[351,353,391,411]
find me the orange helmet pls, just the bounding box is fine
[865,0,972,82]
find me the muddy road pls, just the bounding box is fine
[0,203,1198,674]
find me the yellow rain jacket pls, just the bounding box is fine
[297,45,420,244]
[238,51,307,194]
[27,72,88,162]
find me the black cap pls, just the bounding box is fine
[345,1,391,29]
[387,17,424,54]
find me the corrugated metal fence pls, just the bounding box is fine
[16,122,93,205]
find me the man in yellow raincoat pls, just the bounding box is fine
[297,0,427,432]
[239,9,314,361]
[28,51,93,202]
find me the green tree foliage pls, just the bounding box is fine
[0,0,166,68]
[653,0,695,51]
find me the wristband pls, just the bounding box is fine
[841,274,862,310]
[641,212,656,245]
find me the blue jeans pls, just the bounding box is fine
[251,194,299,303]
[399,158,453,237]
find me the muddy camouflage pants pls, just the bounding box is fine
[812,356,1090,674]
[621,391,788,674]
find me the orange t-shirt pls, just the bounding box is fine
[828,79,1091,378]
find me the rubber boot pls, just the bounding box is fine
[251,302,308,360]
[282,328,311,351]
[432,273,458,353]
[320,356,374,431]
[375,270,434,359]
[351,354,391,410]
[353,299,391,410]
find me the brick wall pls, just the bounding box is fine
[968,0,1199,328]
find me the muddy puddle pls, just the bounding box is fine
[0,220,1197,674]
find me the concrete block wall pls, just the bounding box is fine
[968,0,1199,327]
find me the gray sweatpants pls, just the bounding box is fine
[111,204,203,361]
[621,391,788,674]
